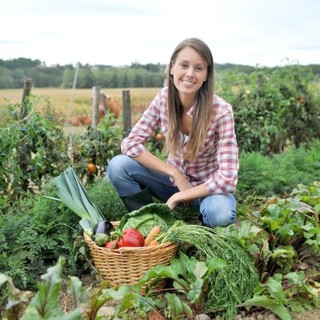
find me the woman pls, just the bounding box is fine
[107,37,239,228]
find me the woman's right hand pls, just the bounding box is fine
[171,169,192,191]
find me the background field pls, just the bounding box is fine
[0,87,161,118]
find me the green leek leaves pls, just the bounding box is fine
[50,167,104,233]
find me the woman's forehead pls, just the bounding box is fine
[176,47,206,65]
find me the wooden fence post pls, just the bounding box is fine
[20,78,32,119]
[122,90,131,137]
[92,86,100,127]
[19,78,33,191]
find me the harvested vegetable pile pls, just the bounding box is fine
[157,221,260,319]
[118,202,177,237]
[50,167,259,319]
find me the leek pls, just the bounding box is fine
[49,167,104,234]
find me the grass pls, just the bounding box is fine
[0,87,161,118]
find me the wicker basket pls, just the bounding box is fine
[83,231,178,288]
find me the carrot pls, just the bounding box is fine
[144,226,161,246]
[148,239,159,246]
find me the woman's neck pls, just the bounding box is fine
[179,95,194,113]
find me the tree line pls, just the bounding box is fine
[0,58,168,89]
[0,58,319,89]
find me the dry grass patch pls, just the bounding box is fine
[0,87,161,118]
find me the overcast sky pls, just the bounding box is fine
[1,0,319,67]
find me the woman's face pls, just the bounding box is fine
[170,46,207,97]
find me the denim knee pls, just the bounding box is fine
[107,155,128,183]
[199,194,236,228]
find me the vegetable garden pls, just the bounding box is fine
[0,64,320,320]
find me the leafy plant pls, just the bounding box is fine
[217,65,320,155]
[0,184,87,290]
[139,252,227,318]
[0,96,69,202]
[20,257,82,320]
[237,139,320,199]
[85,178,126,221]
[157,221,260,319]
[71,113,122,179]
[223,181,320,316]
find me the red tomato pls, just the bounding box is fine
[156,133,163,141]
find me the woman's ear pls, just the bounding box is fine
[169,62,174,75]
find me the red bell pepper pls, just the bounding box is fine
[117,228,144,247]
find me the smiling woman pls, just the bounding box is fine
[107,37,239,229]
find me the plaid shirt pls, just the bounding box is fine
[121,87,239,194]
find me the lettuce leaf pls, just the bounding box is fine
[118,203,177,237]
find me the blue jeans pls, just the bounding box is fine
[107,155,236,228]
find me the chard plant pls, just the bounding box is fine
[138,251,227,318]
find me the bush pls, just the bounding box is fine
[217,65,320,155]
[237,139,320,199]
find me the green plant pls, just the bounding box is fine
[86,178,126,221]
[237,139,320,199]
[217,65,320,155]
[0,184,88,290]
[223,181,320,316]
[0,96,69,202]
[139,252,227,318]
[72,113,122,180]
[1,257,159,320]
[156,221,259,319]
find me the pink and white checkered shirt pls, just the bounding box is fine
[121,87,239,194]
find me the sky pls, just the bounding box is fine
[1,0,319,68]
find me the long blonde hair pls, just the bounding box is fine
[165,37,215,162]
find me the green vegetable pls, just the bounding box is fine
[118,203,176,237]
[47,167,104,234]
[93,233,110,246]
[157,221,259,319]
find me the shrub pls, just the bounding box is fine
[217,65,320,155]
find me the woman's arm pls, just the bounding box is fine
[135,150,205,210]
[166,183,210,210]
[134,150,193,191]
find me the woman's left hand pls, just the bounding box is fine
[166,194,180,210]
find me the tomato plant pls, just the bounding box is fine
[72,113,122,180]
[217,65,320,155]
[0,97,70,202]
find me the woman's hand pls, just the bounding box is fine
[166,170,193,210]
[171,169,193,191]
[166,193,181,210]
[166,174,211,210]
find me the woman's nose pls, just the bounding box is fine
[186,67,195,76]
